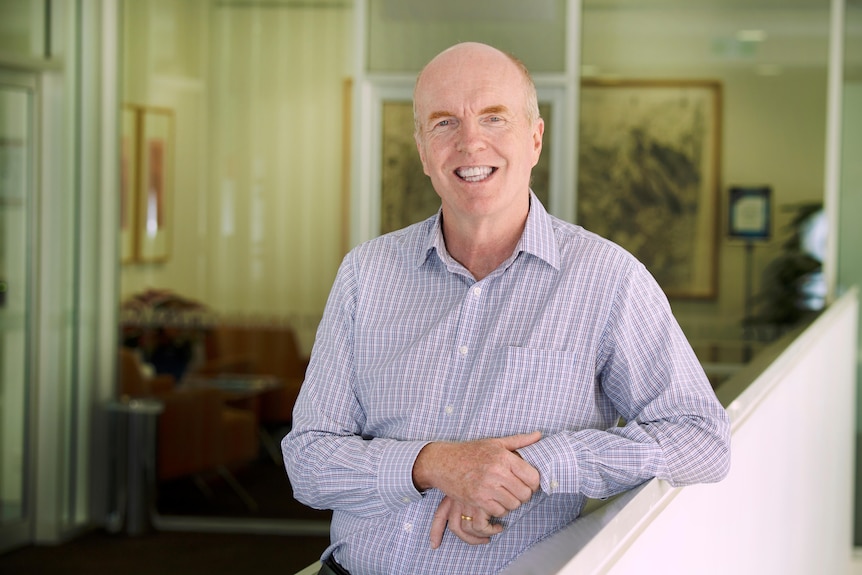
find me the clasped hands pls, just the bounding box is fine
[412,431,542,549]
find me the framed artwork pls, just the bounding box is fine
[577,80,722,299]
[379,101,553,235]
[120,105,139,264]
[136,107,174,262]
[728,186,771,240]
[379,100,437,234]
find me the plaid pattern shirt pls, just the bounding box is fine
[283,194,731,575]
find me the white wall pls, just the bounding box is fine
[607,293,857,574]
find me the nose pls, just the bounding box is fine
[455,120,486,154]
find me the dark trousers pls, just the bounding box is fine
[318,555,350,575]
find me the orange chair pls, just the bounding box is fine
[196,323,308,427]
[118,348,259,503]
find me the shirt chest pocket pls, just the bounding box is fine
[475,347,606,436]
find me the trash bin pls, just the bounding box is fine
[106,398,164,535]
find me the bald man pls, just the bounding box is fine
[283,42,730,575]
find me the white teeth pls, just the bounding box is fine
[456,166,493,182]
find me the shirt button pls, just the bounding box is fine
[404,523,413,533]
[458,345,468,356]
[550,480,559,491]
[472,286,482,297]
[444,405,454,416]
[402,497,411,503]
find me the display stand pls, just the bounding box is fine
[728,186,772,362]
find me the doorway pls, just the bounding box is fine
[0,68,37,554]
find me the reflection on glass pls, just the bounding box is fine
[0,0,46,59]
[120,0,351,528]
[0,80,31,529]
[580,1,831,381]
[840,0,862,548]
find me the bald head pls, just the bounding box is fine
[413,42,540,135]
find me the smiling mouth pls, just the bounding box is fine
[455,166,496,183]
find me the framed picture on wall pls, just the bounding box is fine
[576,80,722,299]
[136,107,174,263]
[120,105,139,264]
[728,185,771,240]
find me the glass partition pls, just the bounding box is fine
[580,1,832,385]
[120,0,352,527]
[118,0,840,531]
[0,69,35,554]
[0,0,45,60]
[840,0,862,547]
[366,0,567,73]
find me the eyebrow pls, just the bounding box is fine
[480,105,509,116]
[427,110,453,123]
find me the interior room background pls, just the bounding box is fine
[120,0,832,356]
[2,0,861,559]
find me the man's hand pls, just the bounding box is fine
[414,431,542,533]
[430,496,502,549]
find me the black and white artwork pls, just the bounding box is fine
[577,81,721,299]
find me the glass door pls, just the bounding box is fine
[0,69,36,553]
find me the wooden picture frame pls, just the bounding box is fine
[136,107,174,263]
[577,80,722,299]
[120,105,139,263]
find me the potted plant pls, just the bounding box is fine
[746,201,825,339]
[120,289,213,381]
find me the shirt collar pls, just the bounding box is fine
[417,191,560,271]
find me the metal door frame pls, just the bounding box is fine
[0,67,39,555]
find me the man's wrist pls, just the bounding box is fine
[412,442,442,491]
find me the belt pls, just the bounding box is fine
[319,555,351,575]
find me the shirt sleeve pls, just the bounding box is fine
[517,262,731,500]
[281,252,429,518]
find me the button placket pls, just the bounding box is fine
[445,280,486,425]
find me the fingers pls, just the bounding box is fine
[430,497,502,548]
[482,484,530,518]
[471,449,540,517]
[462,512,503,540]
[414,433,544,521]
[430,496,452,549]
[511,457,541,493]
[453,514,494,546]
[496,431,542,452]
[499,432,542,492]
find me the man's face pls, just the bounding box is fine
[413,45,544,224]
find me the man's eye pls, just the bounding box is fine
[436,119,451,127]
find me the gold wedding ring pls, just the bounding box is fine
[461,515,473,521]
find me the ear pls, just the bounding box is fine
[530,118,545,167]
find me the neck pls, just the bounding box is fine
[441,209,527,281]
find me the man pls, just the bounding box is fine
[282,42,731,575]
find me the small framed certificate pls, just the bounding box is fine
[728,186,771,240]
